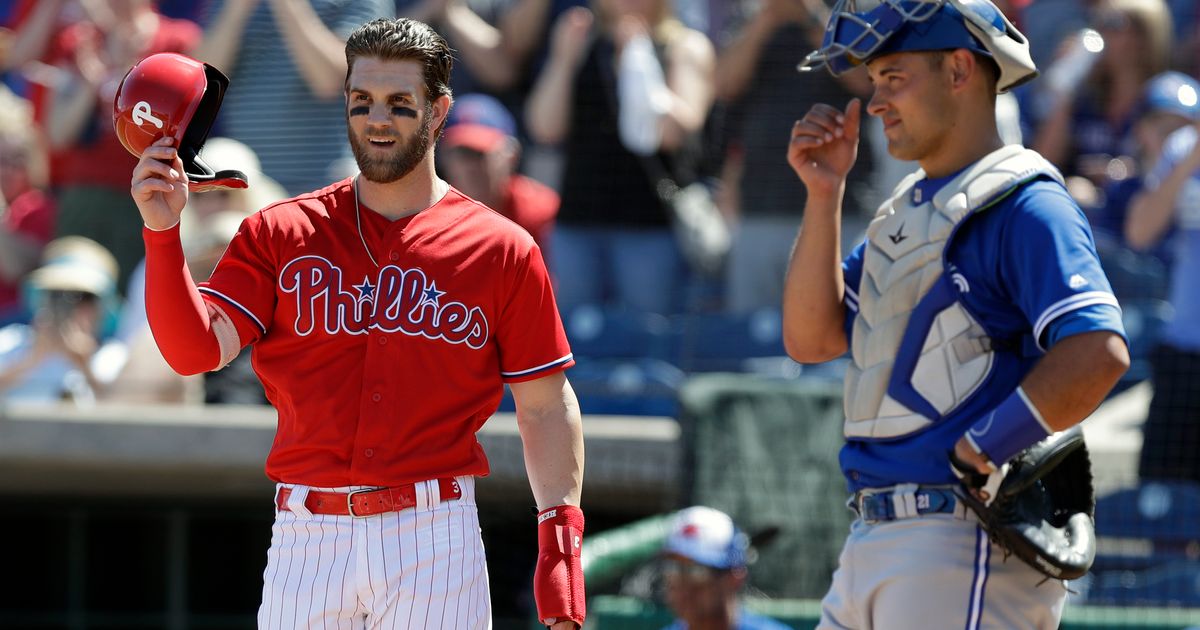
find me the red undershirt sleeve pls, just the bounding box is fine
[142,223,224,375]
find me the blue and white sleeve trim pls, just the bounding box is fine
[197,287,268,336]
[844,286,860,313]
[1032,291,1121,351]
[502,353,575,379]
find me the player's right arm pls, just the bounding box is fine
[130,137,234,375]
[781,98,860,363]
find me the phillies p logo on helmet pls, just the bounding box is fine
[113,52,249,191]
[131,101,164,130]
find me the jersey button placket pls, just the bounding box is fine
[388,251,399,262]
[371,392,382,403]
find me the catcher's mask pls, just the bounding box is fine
[799,0,1038,93]
[113,52,248,192]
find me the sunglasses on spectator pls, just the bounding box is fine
[45,290,99,305]
[661,557,721,582]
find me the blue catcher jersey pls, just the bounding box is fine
[839,173,1126,492]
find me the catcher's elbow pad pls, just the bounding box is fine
[534,505,586,627]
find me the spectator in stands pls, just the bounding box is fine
[713,0,874,313]
[1126,98,1200,484]
[1028,0,1174,181]
[0,89,55,326]
[0,0,77,96]
[35,0,201,293]
[496,0,587,92]
[194,0,393,196]
[0,236,123,404]
[440,93,558,253]
[398,0,524,93]
[526,0,715,314]
[112,137,283,405]
[1012,0,1088,71]
[660,506,792,630]
[1090,71,1199,266]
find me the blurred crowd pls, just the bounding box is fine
[0,0,1198,483]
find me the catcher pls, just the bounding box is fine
[783,0,1130,628]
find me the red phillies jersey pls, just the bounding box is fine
[200,178,574,487]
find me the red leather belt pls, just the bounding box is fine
[276,478,463,517]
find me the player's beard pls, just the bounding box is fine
[349,102,433,184]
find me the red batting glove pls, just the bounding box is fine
[534,505,586,627]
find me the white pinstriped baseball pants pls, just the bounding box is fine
[257,476,491,629]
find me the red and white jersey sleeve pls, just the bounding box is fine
[197,213,278,345]
[496,241,573,382]
[197,180,574,488]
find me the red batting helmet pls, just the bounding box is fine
[113,52,248,191]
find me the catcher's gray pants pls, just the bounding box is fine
[818,496,1067,630]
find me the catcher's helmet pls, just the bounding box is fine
[113,52,247,191]
[799,0,1038,93]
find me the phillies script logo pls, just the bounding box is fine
[279,255,488,348]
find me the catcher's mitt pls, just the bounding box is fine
[952,425,1096,580]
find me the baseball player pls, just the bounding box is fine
[785,1,1130,628]
[123,19,586,629]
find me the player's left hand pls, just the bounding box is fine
[953,436,990,474]
[549,621,577,630]
[951,437,1006,506]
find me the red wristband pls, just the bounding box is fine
[534,505,586,627]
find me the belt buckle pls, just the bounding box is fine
[346,488,373,518]
[855,493,879,525]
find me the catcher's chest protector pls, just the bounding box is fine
[844,145,1064,439]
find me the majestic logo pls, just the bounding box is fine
[278,255,488,349]
[1068,274,1088,289]
[132,101,164,129]
[889,222,908,245]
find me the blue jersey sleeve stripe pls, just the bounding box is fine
[501,353,574,378]
[198,287,268,335]
[1032,291,1121,351]
[845,286,860,312]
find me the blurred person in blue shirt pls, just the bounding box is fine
[1089,72,1199,277]
[0,236,123,404]
[660,506,792,630]
[1126,78,1200,484]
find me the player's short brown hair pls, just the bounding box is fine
[344,18,454,103]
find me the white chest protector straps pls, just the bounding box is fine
[843,145,1063,440]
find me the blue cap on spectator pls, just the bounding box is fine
[443,94,516,153]
[1140,71,1200,121]
[662,506,749,570]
